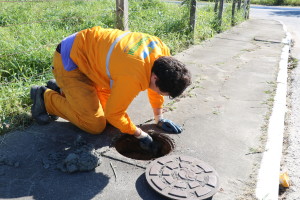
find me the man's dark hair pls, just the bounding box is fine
[152,56,191,98]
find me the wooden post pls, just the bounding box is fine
[116,0,128,30]
[218,0,224,31]
[214,0,219,13]
[243,0,250,19]
[231,0,236,26]
[237,0,242,10]
[189,0,197,42]
[246,0,251,19]
[243,0,248,19]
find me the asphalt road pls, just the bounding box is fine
[251,5,300,200]
[250,5,300,58]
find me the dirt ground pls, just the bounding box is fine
[279,56,300,200]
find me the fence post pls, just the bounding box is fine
[218,0,224,31]
[116,0,128,31]
[237,0,242,10]
[246,0,251,19]
[214,0,219,13]
[243,0,247,19]
[189,0,197,43]
[243,0,250,19]
[231,0,236,26]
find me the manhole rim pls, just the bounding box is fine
[114,132,175,161]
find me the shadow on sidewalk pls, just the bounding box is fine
[0,120,113,200]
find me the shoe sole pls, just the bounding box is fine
[30,86,50,125]
[46,79,60,93]
[45,80,60,121]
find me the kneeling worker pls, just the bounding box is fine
[30,26,191,152]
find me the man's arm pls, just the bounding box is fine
[104,77,140,134]
[153,107,163,124]
[147,89,182,133]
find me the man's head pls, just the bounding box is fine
[150,56,191,98]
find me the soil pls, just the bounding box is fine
[0,155,19,167]
[279,59,300,199]
[42,135,102,173]
[114,132,175,160]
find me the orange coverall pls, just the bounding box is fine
[44,26,170,135]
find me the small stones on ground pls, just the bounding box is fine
[0,154,20,168]
[42,137,102,173]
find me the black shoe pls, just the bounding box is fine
[46,79,60,93]
[30,85,51,125]
[45,79,60,121]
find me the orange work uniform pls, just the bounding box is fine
[44,26,170,135]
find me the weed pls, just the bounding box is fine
[288,56,298,70]
[212,111,219,115]
[264,90,272,94]
[247,147,264,155]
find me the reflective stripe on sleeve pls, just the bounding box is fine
[105,31,131,88]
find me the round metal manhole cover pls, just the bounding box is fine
[145,155,219,200]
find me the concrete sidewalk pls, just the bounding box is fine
[0,19,286,200]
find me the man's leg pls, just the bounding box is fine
[96,87,111,111]
[44,52,106,134]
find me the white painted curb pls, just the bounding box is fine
[255,22,291,200]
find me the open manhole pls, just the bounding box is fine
[145,155,219,200]
[115,132,175,160]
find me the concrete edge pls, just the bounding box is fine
[255,21,291,200]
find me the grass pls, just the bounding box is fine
[0,0,245,135]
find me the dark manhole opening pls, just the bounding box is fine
[115,132,175,160]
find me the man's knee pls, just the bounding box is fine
[84,116,106,134]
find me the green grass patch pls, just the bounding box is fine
[0,0,245,134]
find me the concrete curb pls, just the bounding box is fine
[255,21,291,200]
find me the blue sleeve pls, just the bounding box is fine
[61,33,78,71]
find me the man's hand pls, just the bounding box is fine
[157,118,182,133]
[153,108,182,134]
[138,134,154,152]
[134,128,154,151]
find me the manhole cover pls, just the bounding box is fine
[145,155,219,200]
[115,133,175,160]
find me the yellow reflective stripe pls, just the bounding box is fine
[105,31,131,88]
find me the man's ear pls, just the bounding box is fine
[152,73,159,81]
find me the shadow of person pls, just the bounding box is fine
[33,171,109,200]
[0,120,115,200]
[1,171,110,200]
